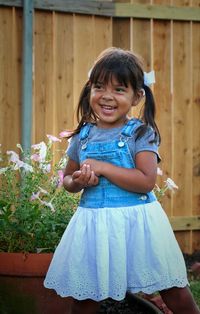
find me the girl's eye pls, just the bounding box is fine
[93,83,103,90]
[115,87,125,93]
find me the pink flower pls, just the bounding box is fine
[31,153,41,162]
[59,130,72,138]
[47,134,61,142]
[57,170,64,187]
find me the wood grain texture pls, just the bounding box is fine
[0,8,22,152]
[0,3,199,252]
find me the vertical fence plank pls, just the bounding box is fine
[153,20,172,215]
[112,0,130,49]
[54,12,74,133]
[172,17,193,252]
[0,8,22,152]
[113,18,130,50]
[192,0,200,252]
[93,16,112,57]
[130,0,152,121]
[33,10,54,144]
[152,0,172,216]
[52,12,74,159]
[73,14,94,123]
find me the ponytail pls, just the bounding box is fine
[66,81,96,138]
[136,85,161,145]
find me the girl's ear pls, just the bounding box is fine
[132,89,144,107]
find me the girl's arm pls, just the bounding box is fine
[63,158,99,193]
[81,151,157,194]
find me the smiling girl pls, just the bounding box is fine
[44,47,200,314]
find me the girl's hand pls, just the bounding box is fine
[81,159,103,177]
[72,164,99,187]
[63,158,98,193]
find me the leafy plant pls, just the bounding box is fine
[0,137,177,254]
[0,135,79,253]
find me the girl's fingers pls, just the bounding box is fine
[87,171,99,186]
[73,164,98,187]
[78,164,91,185]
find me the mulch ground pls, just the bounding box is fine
[97,251,200,314]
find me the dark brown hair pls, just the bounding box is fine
[70,47,160,144]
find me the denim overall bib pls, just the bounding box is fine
[79,119,156,208]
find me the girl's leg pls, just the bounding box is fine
[159,286,200,314]
[70,298,100,314]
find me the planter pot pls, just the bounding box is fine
[0,252,72,314]
[0,252,53,277]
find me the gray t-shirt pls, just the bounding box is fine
[67,123,161,164]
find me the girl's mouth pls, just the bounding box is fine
[100,105,117,114]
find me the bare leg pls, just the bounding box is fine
[159,286,200,314]
[70,298,100,314]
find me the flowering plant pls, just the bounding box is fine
[154,167,178,201]
[0,137,177,254]
[0,134,79,253]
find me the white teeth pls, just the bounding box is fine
[101,105,115,110]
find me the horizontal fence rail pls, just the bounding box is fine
[0,1,200,21]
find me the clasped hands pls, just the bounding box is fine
[72,159,102,188]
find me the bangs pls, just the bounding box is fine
[90,60,132,88]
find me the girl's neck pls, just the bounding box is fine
[96,117,130,129]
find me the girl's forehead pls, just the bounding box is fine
[92,70,130,86]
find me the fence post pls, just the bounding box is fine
[21,0,33,151]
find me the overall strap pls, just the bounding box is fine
[79,123,93,140]
[121,118,142,137]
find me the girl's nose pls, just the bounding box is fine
[101,91,113,100]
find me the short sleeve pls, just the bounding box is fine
[66,134,80,164]
[135,127,161,163]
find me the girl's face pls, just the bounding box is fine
[90,77,142,128]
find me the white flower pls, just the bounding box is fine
[7,151,33,172]
[21,162,34,173]
[165,178,178,191]
[0,167,9,174]
[32,142,47,162]
[7,150,20,163]
[157,167,163,176]
[40,163,51,173]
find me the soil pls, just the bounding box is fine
[97,252,200,314]
[98,298,145,314]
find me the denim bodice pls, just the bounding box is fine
[79,119,156,208]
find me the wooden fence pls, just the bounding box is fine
[0,0,200,253]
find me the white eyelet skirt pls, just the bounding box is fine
[44,201,188,301]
